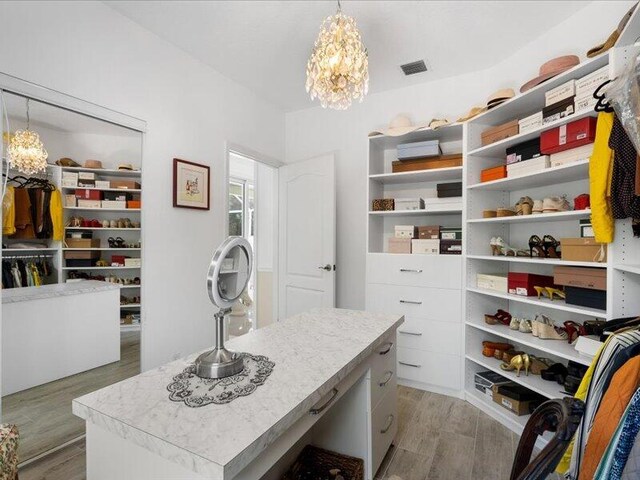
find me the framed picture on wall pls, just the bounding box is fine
[173,158,210,210]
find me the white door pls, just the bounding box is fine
[279,154,335,318]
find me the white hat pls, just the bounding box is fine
[368,114,428,137]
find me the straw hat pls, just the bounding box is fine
[456,106,487,123]
[368,114,428,137]
[55,157,80,167]
[429,118,450,130]
[118,163,134,171]
[84,159,103,169]
[520,55,580,93]
[587,3,637,58]
[487,88,515,109]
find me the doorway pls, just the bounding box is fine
[227,150,278,334]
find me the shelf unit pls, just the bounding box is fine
[62,167,142,328]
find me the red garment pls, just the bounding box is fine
[11,188,35,239]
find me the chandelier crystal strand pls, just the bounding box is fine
[7,98,48,175]
[306,3,369,110]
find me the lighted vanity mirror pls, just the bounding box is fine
[195,237,253,379]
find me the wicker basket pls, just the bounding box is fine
[372,198,394,211]
[282,445,364,480]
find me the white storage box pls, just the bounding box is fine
[77,199,101,209]
[78,171,96,180]
[477,273,508,292]
[545,79,576,107]
[64,194,77,207]
[394,198,424,211]
[62,172,79,187]
[101,200,127,209]
[574,335,604,359]
[424,197,462,212]
[506,156,550,178]
[411,239,440,255]
[576,66,609,97]
[95,180,111,189]
[550,143,593,167]
[519,111,543,134]
[124,258,141,267]
[395,225,417,239]
[575,93,597,113]
[397,140,441,160]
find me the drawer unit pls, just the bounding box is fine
[370,366,396,414]
[366,284,462,323]
[397,318,461,356]
[371,384,398,475]
[397,347,461,392]
[367,254,462,289]
[369,334,396,412]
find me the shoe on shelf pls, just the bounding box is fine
[532,199,544,214]
[518,318,533,333]
[490,237,500,256]
[515,196,534,215]
[484,309,512,325]
[564,321,587,344]
[495,237,528,256]
[533,314,569,341]
[497,207,517,217]
[509,317,520,330]
[542,195,571,213]
[529,356,554,375]
[543,235,561,258]
[529,235,546,258]
[501,353,530,377]
[545,286,565,301]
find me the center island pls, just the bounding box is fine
[73,308,404,480]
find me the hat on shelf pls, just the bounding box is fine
[84,159,103,169]
[487,88,515,109]
[587,3,637,58]
[368,114,428,137]
[55,157,80,167]
[118,163,135,171]
[456,106,487,122]
[519,55,580,93]
[428,118,450,130]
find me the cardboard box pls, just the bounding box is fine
[388,238,411,254]
[440,227,462,240]
[417,225,440,239]
[391,154,463,173]
[77,199,101,209]
[78,171,96,180]
[549,143,594,167]
[545,79,576,107]
[505,138,541,164]
[104,191,131,201]
[127,200,141,209]
[412,239,440,254]
[110,180,141,189]
[580,219,594,238]
[492,384,545,416]
[518,111,543,134]
[508,272,555,296]
[553,266,606,291]
[542,96,575,124]
[64,194,77,207]
[480,165,507,182]
[63,250,100,260]
[124,258,141,267]
[112,255,130,266]
[65,238,100,248]
[507,156,550,178]
[481,119,519,146]
[541,117,597,154]
[62,172,78,187]
[397,140,442,160]
[574,335,604,358]
[576,65,609,97]
[66,259,95,268]
[474,370,511,399]
[101,200,127,209]
[437,182,462,198]
[395,198,424,211]
[476,273,508,292]
[95,180,111,189]
[77,179,96,188]
[560,237,607,262]
[575,93,598,113]
[395,225,418,239]
[75,189,103,200]
[440,239,462,255]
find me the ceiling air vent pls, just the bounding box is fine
[400,60,427,76]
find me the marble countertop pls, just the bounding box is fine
[73,308,403,479]
[2,280,120,304]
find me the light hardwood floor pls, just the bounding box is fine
[5,330,139,464]
[20,383,561,480]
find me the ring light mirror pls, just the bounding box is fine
[195,237,253,379]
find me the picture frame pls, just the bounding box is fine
[173,158,210,210]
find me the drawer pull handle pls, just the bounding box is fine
[399,300,422,305]
[379,342,394,355]
[400,269,422,273]
[379,370,394,387]
[309,388,338,415]
[380,414,395,434]
[398,330,423,337]
[399,361,422,368]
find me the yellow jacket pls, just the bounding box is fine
[50,189,63,241]
[2,185,16,235]
[589,112,615,243]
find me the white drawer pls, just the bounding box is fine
[397,347,461,391]
[370,363,396,412]
[397,318,461,355]
[370,335,396,382]
[371,388,397,475]
[366,284,462,322]
[367,253,461,289]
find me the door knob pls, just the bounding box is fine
[318,264,332,271]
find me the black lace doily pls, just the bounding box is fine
[167,353,275,407]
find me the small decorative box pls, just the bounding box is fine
[394,225,417,239]
[411,239,440,255]
[418,225,440,239]
[388,238,411,254]
[440,239,462,255]
[476,273,508,292]
[372,198,394,211]
[440,227,462,240]
[394,198,424,211]
[545,79,576,107]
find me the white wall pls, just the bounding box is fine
[0,1,285,370]
[285,0,635,310]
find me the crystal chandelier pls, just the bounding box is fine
[306,1,369,110]
[7,98,48,175]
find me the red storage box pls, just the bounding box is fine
[111,255,130,266]
[75,189,103,200]
[507,272,555,296]
[540,117,597,155]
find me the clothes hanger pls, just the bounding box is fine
[593,79,615,113]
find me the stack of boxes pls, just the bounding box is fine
[389,225,462,254]
[61,169,141,209]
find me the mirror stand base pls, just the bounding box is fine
[194,348,244,379]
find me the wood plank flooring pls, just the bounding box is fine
[4,331,139,463]
[20,384,561,480]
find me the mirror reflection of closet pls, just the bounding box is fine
[1,91,143,464]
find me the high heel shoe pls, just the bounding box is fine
[545,287,565,301]
[518,318,533,333]
[516,196,534,216]
[489,237,500,256]
[501,353,530,377]
[534,314,569,341]
[543,235,561,258]
[529,235,545,258]
[485,309,512,326]
[564,321,587,344]
[534,286,551,300]
[509,317,520,330]
[495,237,527,256]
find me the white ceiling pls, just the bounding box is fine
[106,1,588,112]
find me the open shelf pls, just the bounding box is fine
[370,208,462,216]
[62,266,140,271]
[614,264,640,275]
[467,254,606,268]
[119,285,141,289]
[466,387,530,430]
[65,227,141,231]
[467,160,590,191]
[120,304,141,309]
[3,247,58,253]
[466,318,591,366]
[467,287,607,317]
[369,122,463,148]
[466,351,566,399]
[369,166,463,185]
[120,324,141,332]
[61,166,141,177]
[467,210,590,224]
[62,186,141,193]
[65,207,141,212]
[63,248,141,251]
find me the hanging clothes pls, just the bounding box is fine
[2,185,16,236]
[594,388,640,479]
[11,188,35,239]
[579,356,640,479]
[621,429,640,479]
[49,189,63,241]
[590,111,615,243]
[610,115,640,219]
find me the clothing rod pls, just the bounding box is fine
[2,253,55,259]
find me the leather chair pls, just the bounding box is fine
[510,397,585,480]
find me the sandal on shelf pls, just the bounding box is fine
[509,317,520,330]
[497,207,517,217]
[501,353,530,377]
[529,356,554,375]
[115,237,125,248]
[518,318,533,333]
[482,341,514,358]
[534,314,569,341]
[515,196,534,216]
[564,321,587,344]
[484,309,511,326]
[529,235,546,258]
[502,349,524,363]
[541,363,568,384]
[543,235,561,258]
[108,237,116,248]
[495,237,527,257]
[546,287,565,301]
